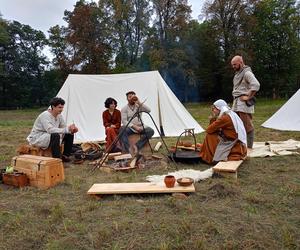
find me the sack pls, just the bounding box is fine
[85,149,103,160]
[74,150,86,160]
[73,148,103,160]
[245,96,256,107]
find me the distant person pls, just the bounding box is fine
[102,97,121,152]
[199,99,247,164]
[27,97,78,162]
[120,91,154,155]
[231,55,260,149]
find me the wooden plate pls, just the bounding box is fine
[177,177,194,186]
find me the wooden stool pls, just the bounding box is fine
[17,144,63,157]
[128,134,152,155]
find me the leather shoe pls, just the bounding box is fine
[61,155,71,162]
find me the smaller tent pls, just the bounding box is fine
[262,89,300,131]
[56,71,204,143]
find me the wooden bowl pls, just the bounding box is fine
[177,177,194,186]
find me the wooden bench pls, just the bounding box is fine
[212,160,244,179]
[87,182,195,199]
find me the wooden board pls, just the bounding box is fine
[107,152,122,160]
[212,160,243,173]
[87,182,195,195]
[114,154,132,161]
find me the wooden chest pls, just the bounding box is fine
[11,154,65,189]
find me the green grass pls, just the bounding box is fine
[0,100,300,250]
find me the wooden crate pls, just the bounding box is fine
[128,134,152,154]
[17,144,64,157]
[11,154,65,189]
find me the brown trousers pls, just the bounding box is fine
[236,112,254,133]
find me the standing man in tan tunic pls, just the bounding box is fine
[231,55,260,149]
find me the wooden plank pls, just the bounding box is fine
[114,154,132,161]
[87,182,195,195]
[107,152,122,160]
[212,160,243,173]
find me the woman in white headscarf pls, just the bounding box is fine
[199,99,247,164]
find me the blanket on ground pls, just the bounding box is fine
[249,139,300,157]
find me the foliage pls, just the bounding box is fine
[251,0,300,98]
[0,21,48,108]
[1,0,300,107]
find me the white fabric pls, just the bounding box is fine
[27,110,68,149]
[248,139,300,157]
[213,99,247,145]
[56,71,204,143]
[146,168,213,184]
[262,89,300,131]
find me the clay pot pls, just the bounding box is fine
[164,175,176,188]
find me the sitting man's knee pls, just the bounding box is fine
[146,127,154,137]
[51,133,60,143]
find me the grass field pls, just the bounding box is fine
[0,100,299,250]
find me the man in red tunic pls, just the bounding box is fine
[199,99,247,164]
[102,97,121,152]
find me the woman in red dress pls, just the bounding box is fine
[102,97,121,152]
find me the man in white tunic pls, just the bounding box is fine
[120,91,154,155]
[231,55,260,149]
[27,97,78,162]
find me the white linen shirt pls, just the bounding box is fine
[27,110,69,149]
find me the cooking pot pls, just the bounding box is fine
[168,129,201,164]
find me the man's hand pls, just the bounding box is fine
[239,95,249,101]
[68,124,78,134]
[132,125,143,133]
[135,97,141,106]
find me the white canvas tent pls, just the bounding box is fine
[262,89,300,131]
[56,71,204,143]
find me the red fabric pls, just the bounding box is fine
[102,109,121,148]
[105,127,119,149]
[102,109,121,129]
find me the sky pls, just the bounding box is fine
[0,0,206,35]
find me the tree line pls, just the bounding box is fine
[1,0,300,108]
